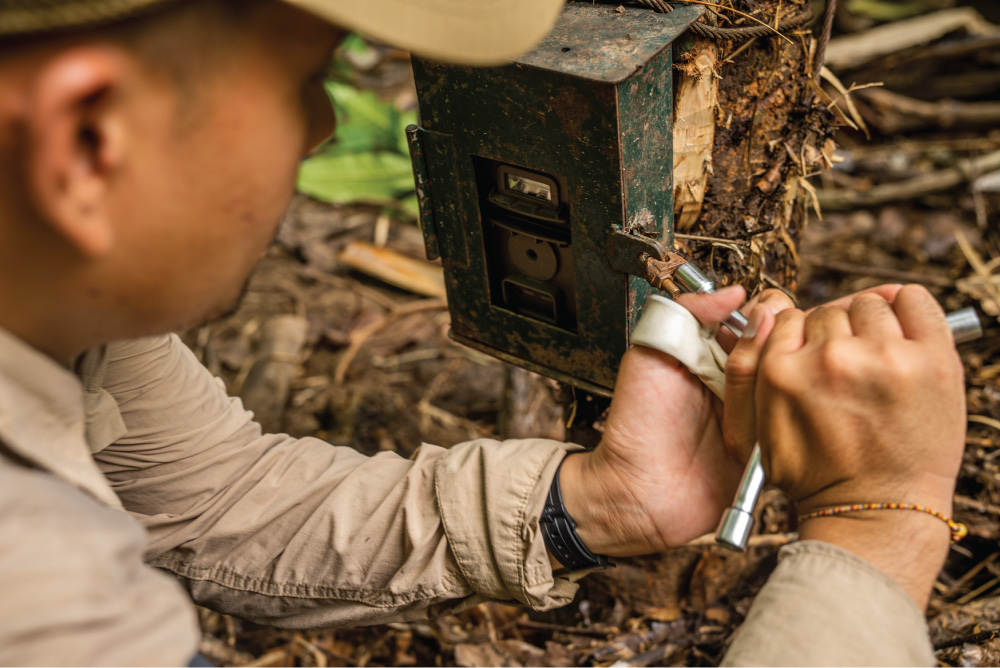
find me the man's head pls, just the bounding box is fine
[0,0,562,359]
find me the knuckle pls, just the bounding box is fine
[817,344,841,375]
[853,292,888,310]
[760,356,796,394]
[818,340,852,377]
[725,346,759,381]
[901,284,945,317]
[759,289,795,311]
[773,309,801,328]
[882,346,920,384]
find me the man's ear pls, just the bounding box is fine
[25,46,129,258]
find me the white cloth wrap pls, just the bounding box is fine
[630,295,729,398]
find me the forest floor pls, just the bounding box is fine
[183,3,1000,665]
[185,166,1000,668]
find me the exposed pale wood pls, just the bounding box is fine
[824,7,998,71]
[672,41,719,232]
[338,240,446,299]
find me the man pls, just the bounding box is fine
[0,1,967,665]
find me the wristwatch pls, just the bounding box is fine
[540,454,611,572]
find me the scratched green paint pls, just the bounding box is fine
[408,4,703,393]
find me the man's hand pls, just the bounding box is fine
[557,286,793,557]
[727,284,967,606]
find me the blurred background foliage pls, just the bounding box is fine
[297,34,419,218]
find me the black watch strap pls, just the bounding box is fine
[541,454,611,572]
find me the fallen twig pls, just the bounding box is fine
[824,7,998,71]
[858,88,1000,134]
[817,149,1000,210]
[334,299,447,384]
[337,240,446,299]
[970,415,1000,434]
[516,619,618,638]
[804,258,954,287]
[956,229,1000,319]
[955,495,1000,517]
[943,553,1000,600]
[683,532,796,548]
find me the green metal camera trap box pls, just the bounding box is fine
[407,4,704,395]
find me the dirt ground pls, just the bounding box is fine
[184,182,1000,667]
[182,5,1000,665]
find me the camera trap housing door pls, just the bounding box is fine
[407,4,704,395]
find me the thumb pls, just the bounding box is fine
[675,285,746,329]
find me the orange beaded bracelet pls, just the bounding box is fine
[799,503,968,543]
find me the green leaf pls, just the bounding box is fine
[297,151,415,205]
[324,82,417,154]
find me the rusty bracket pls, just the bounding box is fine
[607,230,667,277]
[607,231,695,298]
[643,253,691,299]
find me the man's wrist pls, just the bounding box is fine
[798,506,951,609]
[541,454,611,571]
[556,450,662,558]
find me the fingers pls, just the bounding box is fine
[718,289,796,352]
[806,284,905,315]
[849,293,904,340]
[761,309,808,358]
[804,306,852,346]
[675,285,746,330]
[893,284,952,345]
[724,305,778,461]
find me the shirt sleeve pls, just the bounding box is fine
[91,334,580,628]
[721,540,936,667]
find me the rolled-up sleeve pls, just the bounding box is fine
[722,540,935,667]
[92,334,579,628]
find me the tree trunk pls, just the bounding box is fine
[674,0,833,296]
[569,0,833,617]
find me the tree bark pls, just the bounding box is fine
[676,0,833,296]
[569,0,834,617]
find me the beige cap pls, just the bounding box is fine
[284,0,566,65]
[0,0,566,66]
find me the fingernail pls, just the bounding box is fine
[743,307,764,339]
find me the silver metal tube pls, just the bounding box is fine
[947,307,983,344]
[724,310,748,336]
[674,263,715,295]
[715,446,764,551]
[715,305,983,552]
[674,263,748,336]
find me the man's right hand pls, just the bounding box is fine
[725,284,967,607]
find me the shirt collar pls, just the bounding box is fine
[0,327,122,509]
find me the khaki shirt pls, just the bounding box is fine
[0,328,936,666]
